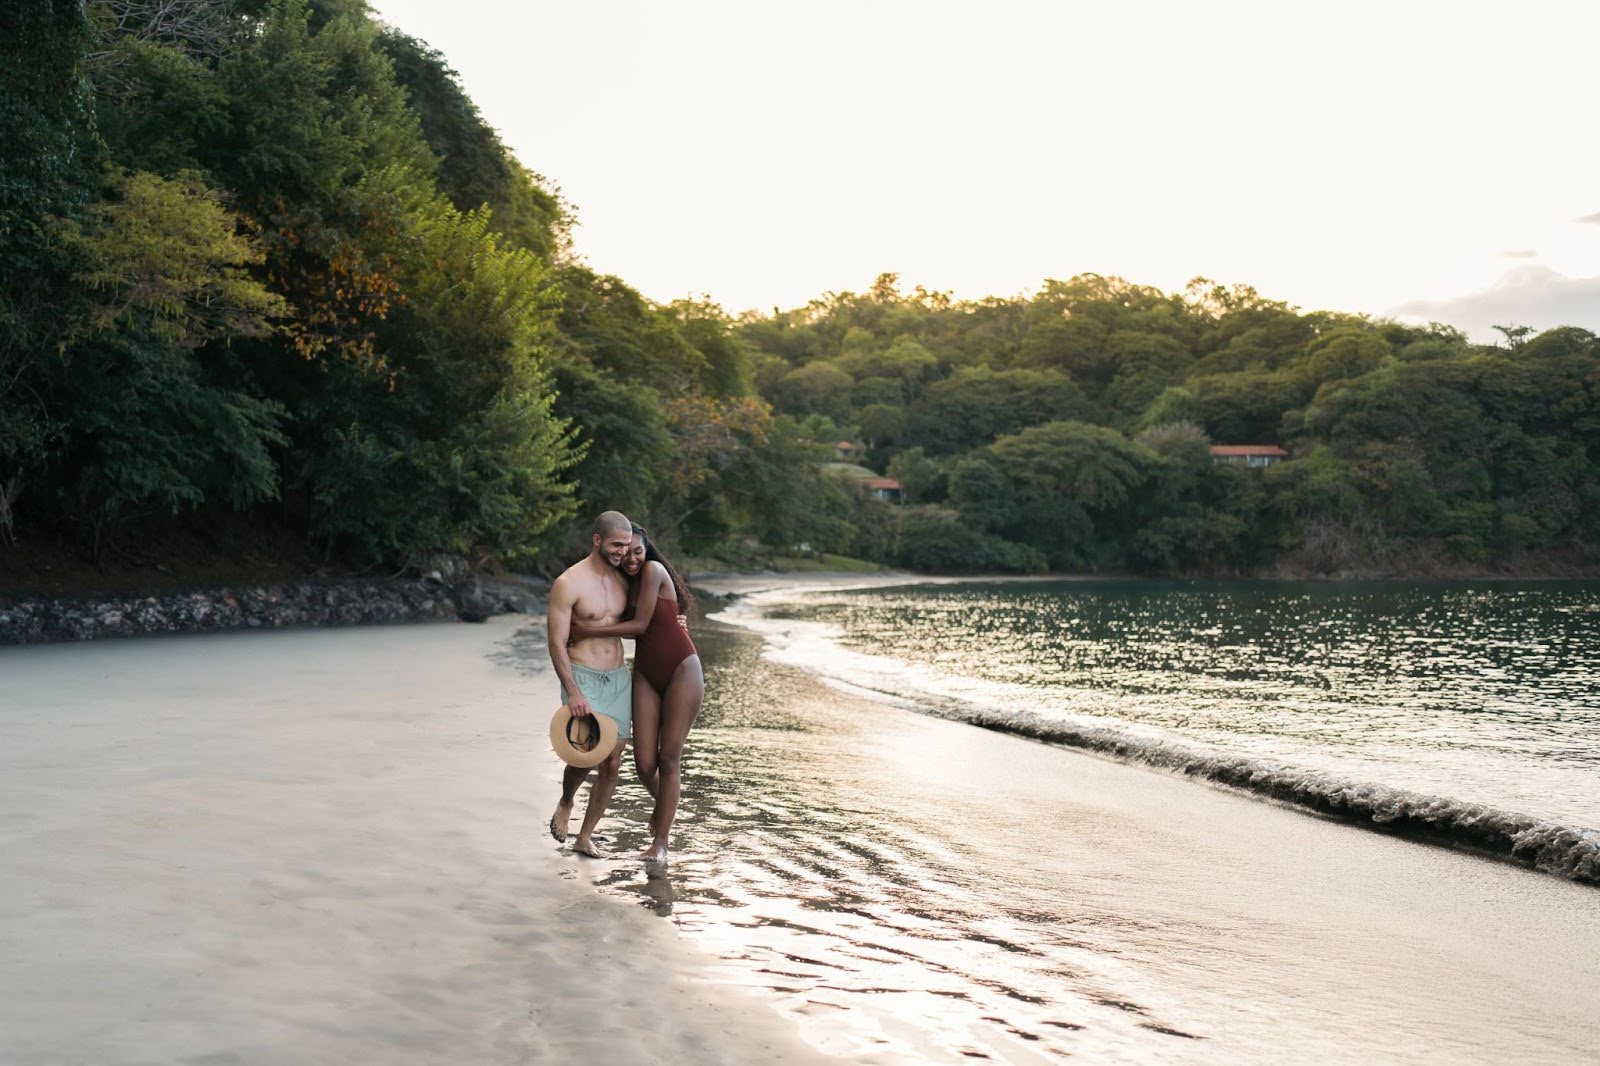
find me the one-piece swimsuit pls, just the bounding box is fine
[635,593,696,694]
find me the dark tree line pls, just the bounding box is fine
[740,275,1599,574]
[3,0,1596,581]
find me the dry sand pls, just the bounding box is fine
[0,617,819,1065]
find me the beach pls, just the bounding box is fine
[3,580,1599,1063]
[0,617,813,1064]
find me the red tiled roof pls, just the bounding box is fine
[860,478,903,490]
[1209,445,1288,457]
[836,440,856,449]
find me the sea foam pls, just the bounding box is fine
[928,699,1600,885]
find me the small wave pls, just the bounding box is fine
[920,698,1600,886]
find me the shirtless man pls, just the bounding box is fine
[547,510,635,857]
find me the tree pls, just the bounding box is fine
[553,266,706,393]
[46,169,290,552]
[894,506,1043,573]
[1,0,102,542]
[665,298,755,398]
[1102,331,1193,423]
[769,361,853,418]
[905,365,1087,454]
[948,457,1015,533]
[886,447,946,503]
[985,420,1158,568]
[1492,324,1535,353]
[378,29,569,259]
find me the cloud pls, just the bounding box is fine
[1498,249,1539,259]
[1390,266,1600,342]
[1576,212,1600,225]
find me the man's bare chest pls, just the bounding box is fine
[572,575,626,623]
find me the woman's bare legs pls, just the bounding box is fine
[632,672,662,795]
[631,672,662,828]
[644,655,703,863]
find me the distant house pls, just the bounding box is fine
[859,477,905,503]
[834,440,859,461]
[1209,444,1289,468]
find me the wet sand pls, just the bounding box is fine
[0,618,815,1064]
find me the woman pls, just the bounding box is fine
[570,523,703,863]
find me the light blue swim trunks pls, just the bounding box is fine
[562,662,633,741]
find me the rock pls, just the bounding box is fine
[0,573,545,646]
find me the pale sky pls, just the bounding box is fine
[370,0,1600,338]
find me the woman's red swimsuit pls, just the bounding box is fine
[635,594,697,694]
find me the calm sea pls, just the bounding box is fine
[735,578,1600,831]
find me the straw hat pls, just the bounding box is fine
[549,704,618,768]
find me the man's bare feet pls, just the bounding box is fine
[549,801,572,844]
[641,839,668,864]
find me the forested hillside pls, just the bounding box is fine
[3,0,1597,586]
[740,275,1600,574]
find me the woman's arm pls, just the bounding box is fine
[571,564,666,639]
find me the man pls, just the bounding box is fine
[547,510,635,857]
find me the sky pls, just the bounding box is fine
[368,0,1600,338]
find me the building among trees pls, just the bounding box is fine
[1208,445,1289,468]
[860,478,905,503]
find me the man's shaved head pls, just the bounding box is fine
[592,510,632,539]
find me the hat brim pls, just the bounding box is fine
[549,704,619,768]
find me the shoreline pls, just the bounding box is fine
[590,608,1600,1061]
[4,560,1594,646]
[714,573,1600,887]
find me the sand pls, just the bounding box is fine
[5,573,1598,1063]
[0,617,818,1065]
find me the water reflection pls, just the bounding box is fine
[750,579,1600,826]
[550,621,1217,1062]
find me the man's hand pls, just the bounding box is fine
[568,693,594,718]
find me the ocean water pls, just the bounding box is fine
[532,581,1600,1063]
[732,579,1600,853]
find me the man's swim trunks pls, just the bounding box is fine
[562,662,633,741]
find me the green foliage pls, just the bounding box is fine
[552,266,707,393]
[553,363,670,516]
[886,447,946,503]
[2,0,102,526]
[298,194,578,562]
[378,30,568,258]
[736,272,1599,575]
[53,169,288,346]
[664,299,755,398]
[948,458,1015,533]
[43,169,292,547]
[769,361,854,419]
[59,335,287,536]
[907,365,1088,455]
[6,0,1596,579]
[895,506,1044,573]
[0,0,592,569]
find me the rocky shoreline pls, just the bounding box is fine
[0,574,549,646]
